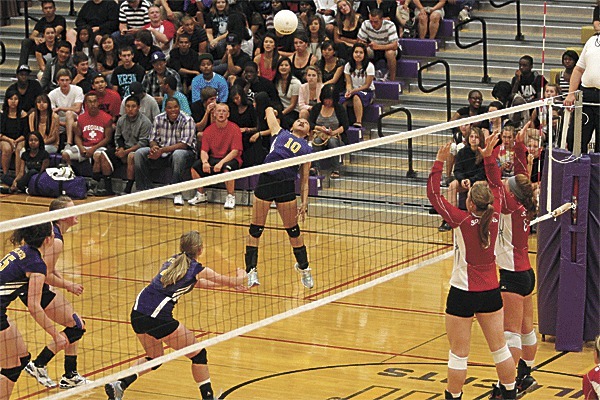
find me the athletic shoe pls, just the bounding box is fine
[173,194,184,206]
[488,383,502,399]
[59,372,92,389]
[247,268,260,287]
[516,375,538,398]
[224,194,236,209]
[294,263,314,289]
[24,362,57,388]
[445,390,462,399]
[438,221,452,232]
[188,192,207,205]
[105,381,124,400]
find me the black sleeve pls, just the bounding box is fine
[308,104,321,130]
[99,1,120,35]
[336,103,349,132]
[594,6,599,23]
[75,3,89,29]
[56,16,67,35]
[453,148,468,181]
[33,19,46,34]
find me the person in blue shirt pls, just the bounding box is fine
[190,53,229,103]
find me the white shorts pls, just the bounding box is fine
[415,7,445,18]
[63,145,113,171]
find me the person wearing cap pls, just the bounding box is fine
[133,30,163,72]
[213,33,252,80]
[71,52,99,94]
[120,82,161,123]
[112,0,152,47]
[111,46,146,98]
[48,69,84,147]
[191,53,229,104]
[40,41,76,94]
[8,65,43,113]
[143,5,176,57]
[161,76,191,116]
[141,51,182,105]
[91,74,122,123]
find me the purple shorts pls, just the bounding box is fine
[339,90,374,107]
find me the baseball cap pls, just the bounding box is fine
[198,53,214,64]
[150,51,166,63]
[129,81,145,96]
[16,64,32,74]
[226,33,241,45]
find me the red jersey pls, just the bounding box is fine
[77,110,113,146]
[427,160,502,292]
[93,88,122,120]
[201,121,243,165]
[583,364,600,399]
[486,144,532,272]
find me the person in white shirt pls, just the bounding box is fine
[342,42,375,128]
[48,69,84,146]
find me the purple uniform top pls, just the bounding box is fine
[263,129,312,181]
[53,223,63,243]
[0,245,47,312]
[133,254,205,320]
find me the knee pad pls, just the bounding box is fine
[249,224,264,238]
[448,351,468,370]
[1,365,23,383]
[145,357,162,370]
[63,326,86,344]
[521,329,537,346]
[491,345,512,365]
[504,331,522,349]
[286,225,300,238]
[190,348,207,365]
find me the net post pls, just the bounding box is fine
[573,90,583,157]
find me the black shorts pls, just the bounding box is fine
[254,173,297,203]
[445,286,503,318]
[500,269,535,297]
[18,283,57,309]
[130,309,179,340]
[192,157,240,177]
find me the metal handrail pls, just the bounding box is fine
[0,41,6,65]
[489,0,524,41]
[19,0,40,39]
[418,59,452,122]
[377,107,415,178]
[455,17,491,84]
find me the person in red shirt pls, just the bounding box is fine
[90,74,121,123]
[189,103,242,209]
[61,92,114,195]
[583,336,600,400]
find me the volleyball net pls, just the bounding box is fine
[0,97,568,399]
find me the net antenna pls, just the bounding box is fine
[530,202,576,226]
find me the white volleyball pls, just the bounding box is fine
[273,10,298,35]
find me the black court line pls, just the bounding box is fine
[533,351,569,371]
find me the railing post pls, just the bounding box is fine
[455,17,490,84]
[0,41,6,65]
[515,0,524,41]
[418,60,452,122]
[70,0,76,16]
[377,108,415,178]
[23,0,30,39]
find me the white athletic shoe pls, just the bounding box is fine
[188,192,207,205]
[247,268,260,287]
[173,194,184,206]
[294,263,314,289]
[59,372,92,389]
[105,381,124,400]
[224,194,236,209]
[24,361,57,388]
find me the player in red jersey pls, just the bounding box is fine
[583,336,600,399]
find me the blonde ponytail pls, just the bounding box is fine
[160,231,203,287]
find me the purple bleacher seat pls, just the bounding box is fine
[397,59,420,79]
[363,103,383,123]
[346,126,363,144]
[438,19,455,38]
[374,81,402,100]
[399,39,438,57]
[295,175,322,196]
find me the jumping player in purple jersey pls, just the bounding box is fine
[0,223,68,400]
[244,106,315,289]
[105,231,247,400]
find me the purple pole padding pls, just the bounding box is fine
[584,153,600,341]
[555,155,590,352]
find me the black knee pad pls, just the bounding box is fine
[63,326,86,344]
[286,225,300,238]
[190,348,207,365]
[145,357,162,370]
[1,365,23,383]
[249,224,264,238]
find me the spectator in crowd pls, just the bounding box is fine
[111,46,147,98]
[191,87,218,135]
[68,0,119,46]
[188,103,243,209]
[254,32,280,82]
[297,0,317,32]
[450,89,488,132]
[298,66,323,120]
[29,94,60,154]
[8,65,43,114]
[48,69,84,147]
[161,76,191,115]
[290,34,318,84]
[205,0,231,60]
[485,100,506,137]
[111,95,152,194]
[362,0,398,27]
[492,80,529,129]
[314,0,338,36]
[114,0,153,47]
[242,62,280,106]
[554,50,579,99]
[94,35,118,78]
[156,0,188,26]
[497,123,516,178]
[40,41,75,94]
[133,30,163,72]
[19,0,66,66]
[61,92,114,195]
[303,17,324,63]
[91,74,122,123]
[10,131,50,194]
[142,51,182,105]
[413,0,446,39]
[0,90,29,184]
[227,12,254,58]
[71,52,98,94]
[144,5,176,57]
[227,86,263,168]
[357,8,400,81]
[34,26,58,80]
[342,42,375,128]
[214,33,252,80]
[317,40,346,97]
[511,55,544,103]
[191,53,229,103]
[134,97,196,205]
[334,0,363,62]
[167,34,200,93]
[274,57,302,130]
[175,15,208,54]
[73,27,95,64]
[120,82,161,123]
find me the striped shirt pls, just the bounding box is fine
[141,67,182,98]
[150,111,196,151]
[119,0,152,30]
[357,19,399,47]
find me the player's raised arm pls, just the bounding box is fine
[265,107,281,136]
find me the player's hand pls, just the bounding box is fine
[435,142,451,162]
[480,133,499,158]
[516,128,526,144]
[68,282,84,296]
[461,179,471,190]
[53,331,69,350]
[233,268,249,291]
[297,203,308,222]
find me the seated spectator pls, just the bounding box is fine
[357,8,400,81]
[174,15,208,54]
[48,69,84,146]
[274,57,302,130]
[299,66,324,120]
[307,16,326,61]
[334,0,363,61]
[133,30,163,72]
[19,0,66,66]
[156,0,188,27]
[227,86,262,167]
[34,26,58,80]
[10,131,50,194]
[214,33,252,80]
[29,94,60,154]
[254,33,280,81]
[111,46,147,98]
[111,95,152,194]
[241,61,280,106]
[485,100,506,137]
[74,26,95,64]
[134,97,196,205]
[309,84,350,179]
[161,75,191,115]
[0,90,29,184]
[450,89,488,133]
[142,50,182,105]
[290,34,318,84]
[492,80,529,129]
[362,0,399,28]
[167,34,200,93]
[413,0,446,39]
[553,50,578,99]
[317,40,346,97]
[113,0,152,48]
[40,41,75,93]
[91,73,122,123]
[497,123,516,178]
[120,82,161,123]
[94,35,118,78]
[61,92,114,195]
[144,5,176,57]
[511,55,545,103]
[227,12,254,58]
[67,0,119,46]
[188,103,242,209]
[191,87,218,136]
[8,65,43,114]
[205,0,231,60]
[342,42,375,128]
[191,53,229,103]
[71,52,98,94]
[314,0,337,36]
[297,0,317,33]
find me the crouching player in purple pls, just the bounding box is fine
[244,105,314,289]
[0,223,68,400]
[105,231,247,400]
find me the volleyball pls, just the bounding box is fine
[273,10,298,35]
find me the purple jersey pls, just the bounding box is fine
[263,129,312,180]
[0,245,47,311]
[133,254,205,320]
[53,223,63,243]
